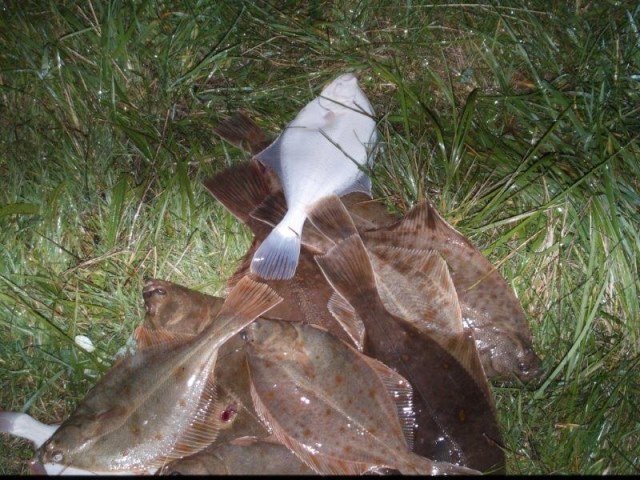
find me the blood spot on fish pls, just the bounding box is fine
[220,404,238,422]
[458,409,467,422]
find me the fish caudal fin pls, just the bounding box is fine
[307,195,358,245]
[0,412,58,448]
[315,234,377,307]
[213,277,283,340]
[203,161,273,225]
[214,111,271,154]
[250,216,303,280]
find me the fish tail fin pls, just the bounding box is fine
[0,412,57,448]
[214,111,271,154]
[307,195,358,245]
[250,212,304,280]
[203,161,273,225]
[315,234,377,307]
[215,276,283,331]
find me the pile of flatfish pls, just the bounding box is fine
[1,74,541,475]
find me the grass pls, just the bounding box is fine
[1,0,638,474]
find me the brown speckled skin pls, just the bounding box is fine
[157,439,315,475]
[142,280,268,443]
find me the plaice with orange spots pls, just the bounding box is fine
[207,111,541,382]
[315,231,505,473]
[243,318,478,475]
[34,277,282,474]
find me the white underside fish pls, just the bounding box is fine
[250,72,378,280]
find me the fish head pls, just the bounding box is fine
[36,423,86,467]
[242,319,309,364]
[476,327,542,381]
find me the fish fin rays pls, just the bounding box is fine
[214,111,271,154]
[214,277,283,335]
[315,234,377,306]
[250,225,301,280]
[359,356,415,452]
[249,192,288,229]
[203,161,273,225]
[151,372,223,467]
[307,195,358,245]
[326,293,365,351]
[134,326,194,350]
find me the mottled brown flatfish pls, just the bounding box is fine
[243,318,478,475]
[315,233,505,473]
[36,277,281,474]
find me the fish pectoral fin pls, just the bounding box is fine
[326,293,365,351]
[307,195,358,244]
[134,326,194,350]
[249,192,288,229]
[213,277,283,339]
[203,160,274,225]
[359,355,415,452]
[213,111,271,154]
[315,234,377,305]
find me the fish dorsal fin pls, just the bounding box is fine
[327,293,365,351]
[203,161,273,225]
[385,201,475,248]
[307,195,358,245]
[359,355,415,451]
[214,111,272,154]
[254,134,283,179]
[134,326,194,350]
[212,277,283,341]
[249,192,288,229]
[150,370,223,467]
[315,234,378,306]
[336,171,372,197]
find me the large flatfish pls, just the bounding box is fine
[208,113,540,381]
[35,277,281,474]
[315,233,505,473]
[249,73,378,280]
[243,318,477,475]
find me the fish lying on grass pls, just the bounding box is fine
[314,229,505,473]
[141,279,269,443]
[249,73,378,280]
[208,114,541,381]
[243,318,478,475]
[30,277,281,475]
[157,437,314,475]
[361,200,542,381]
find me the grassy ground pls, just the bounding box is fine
[1,0,639,474]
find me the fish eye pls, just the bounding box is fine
[51,451,64,463]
